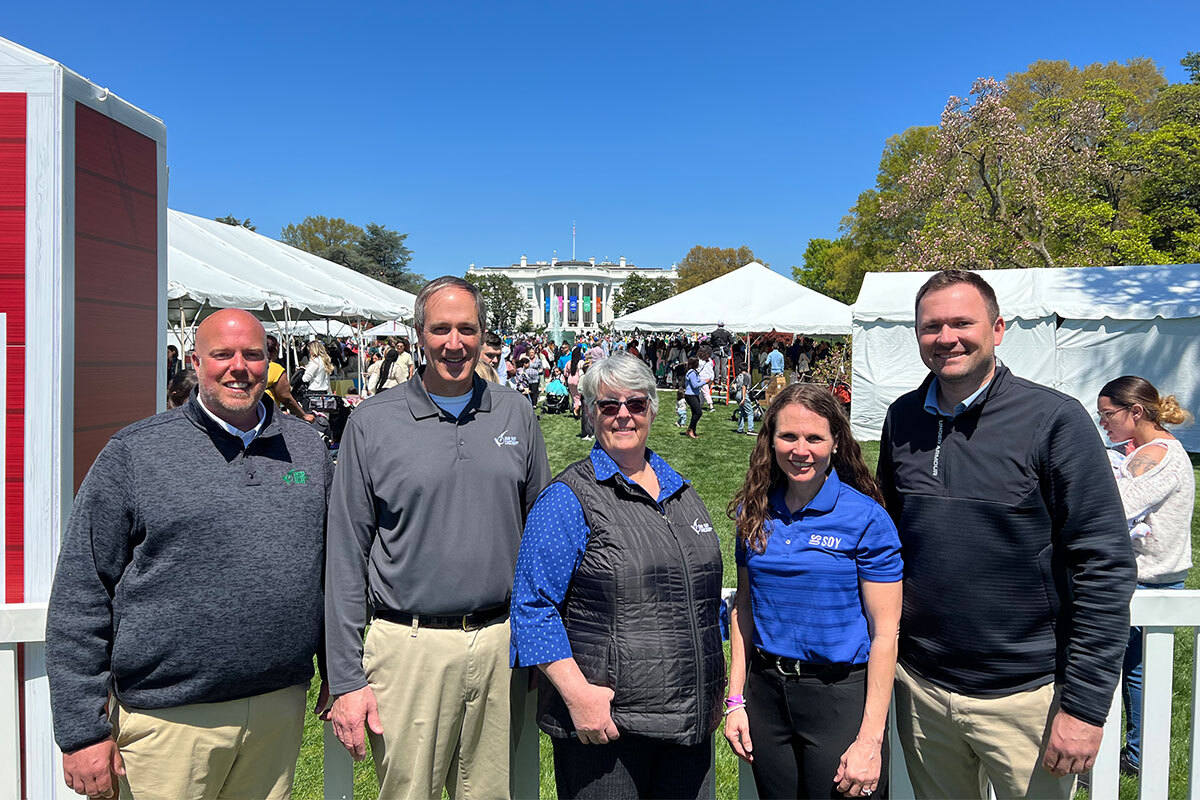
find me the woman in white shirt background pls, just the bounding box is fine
[1096,375,1195,777]
[302,340,333,393]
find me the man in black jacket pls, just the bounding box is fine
[877,270,1134,799]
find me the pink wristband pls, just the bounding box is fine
[725,695,745,708]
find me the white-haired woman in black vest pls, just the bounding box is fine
[510,352,725,799]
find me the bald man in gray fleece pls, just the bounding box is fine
[46,309,332,800]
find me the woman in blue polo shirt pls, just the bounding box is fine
[724,383,902,799]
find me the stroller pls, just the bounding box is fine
[306,393,350,447]
[543,378,570,414]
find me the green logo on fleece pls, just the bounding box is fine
[282,469,308,485]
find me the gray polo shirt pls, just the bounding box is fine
[325,370,551,694]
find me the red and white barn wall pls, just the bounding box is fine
[0,54,167,797]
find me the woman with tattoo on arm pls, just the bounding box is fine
[1097,375,1195,777]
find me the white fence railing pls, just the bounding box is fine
[5,590,1199,800]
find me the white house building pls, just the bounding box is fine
[467,255,678,331]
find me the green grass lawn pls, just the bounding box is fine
[293,397,1199,799]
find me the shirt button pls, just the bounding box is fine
[785,539,791,545]
[459,440,465,446]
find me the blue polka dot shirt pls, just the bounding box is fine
[510,445,686,668]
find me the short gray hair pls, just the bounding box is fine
[414,276,488,333]
[579,353,660,419]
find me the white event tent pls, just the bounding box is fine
[167,209,416,334]
[612,262,851,334]
[850,264,1200,450]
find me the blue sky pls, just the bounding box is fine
[5,2,1198,278]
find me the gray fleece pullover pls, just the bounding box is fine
[46,394,331,752]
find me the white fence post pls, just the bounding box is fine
[1092,680,1124,800]
[1140,626,1176,800]
[0,642,20,800]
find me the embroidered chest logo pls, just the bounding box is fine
[494,429,520,447]
[808,534,843,549]
[691,517,714,535]
[282,469,308,485]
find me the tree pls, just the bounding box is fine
[215,214,256,231]
[280,215,425,292]
[465,274,528,332]
[355,223,423,293]
[610,274,676,316]
[281,215,364,265]
[675,246,765,291]
[792,238,863,304]
[800,54,1199,285]
[1181,51,1200,84]
[880,76,1159,270]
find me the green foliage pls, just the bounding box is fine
[214,214,256,231]
[802,54,1200,281]
[280,215,424,292]
[676,246,765,291]
[281,215,362,257]
[610,274,676,316]
[1182,51,1200,84]
[465,273,529,332]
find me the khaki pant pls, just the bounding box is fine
[365,616,516,800]
[894,663,1076,800]
[112,683,307,800]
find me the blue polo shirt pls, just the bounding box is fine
[735,469,902,664]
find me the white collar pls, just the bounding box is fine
[197,396,268,448]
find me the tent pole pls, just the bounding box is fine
[184,300,205,359]
[266,304,282,368]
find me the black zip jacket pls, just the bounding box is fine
[878,364,1135,727]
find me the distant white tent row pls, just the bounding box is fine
[612,262,852,335]
[851,264,1200,451]
[167,209,416,330]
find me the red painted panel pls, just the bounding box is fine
[74,105,157,194]
[0,212,24,275]
[75,102,158,494]
[74,171,158,252]
[73,364,156,439]
[74,238,157,307]
[74,303,156,367]
[0,94,24,605]
[0,277,25,344]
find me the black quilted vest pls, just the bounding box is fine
[537,457,725,744]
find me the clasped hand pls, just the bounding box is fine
[566,682,619,745]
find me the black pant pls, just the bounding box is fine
[747,655,887,800]
[685,394,703,434]
[552,733,713,800]
[581,406,594,437]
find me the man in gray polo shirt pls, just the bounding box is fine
[327,276,550,800]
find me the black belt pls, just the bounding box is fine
[374,605,509,631]
[754,648,865,680]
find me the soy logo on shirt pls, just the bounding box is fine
[808,534,843,549]
[691,518,715,536]
[494,430,520,447]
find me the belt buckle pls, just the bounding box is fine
[776,656,802,677]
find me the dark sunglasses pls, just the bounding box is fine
[596,396,650,416]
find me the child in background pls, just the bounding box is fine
[675,387,688,427]
[734,368,754,435]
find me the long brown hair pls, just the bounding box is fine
[727,383,882,554]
